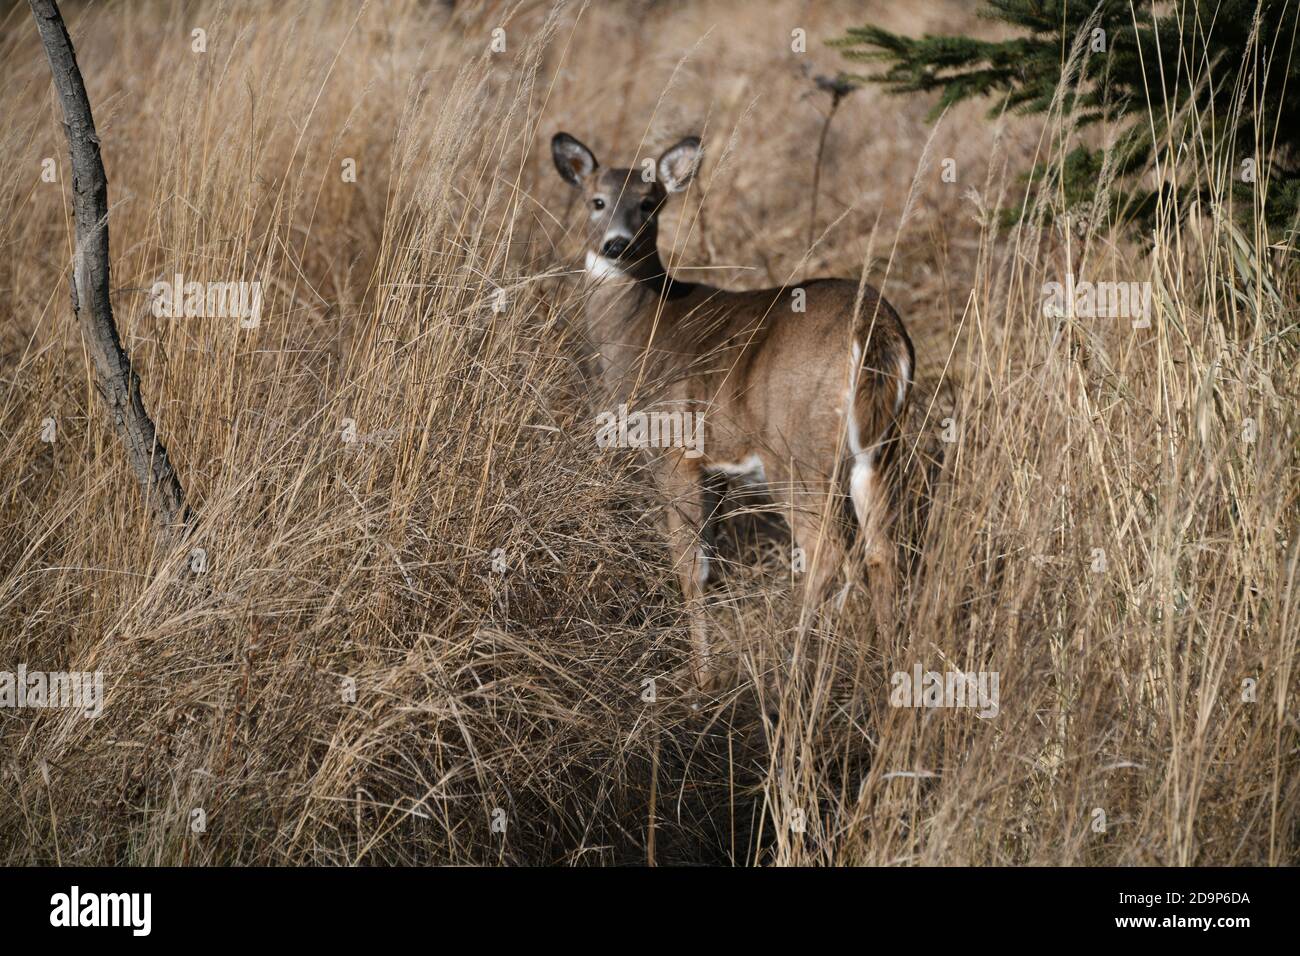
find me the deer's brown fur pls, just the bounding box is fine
[554,132,913,688]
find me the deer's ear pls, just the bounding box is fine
[552,132,597,187]
[657,137,701,193]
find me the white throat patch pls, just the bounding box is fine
[585,251,628,282]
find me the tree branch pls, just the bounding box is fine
[30,0,188,528]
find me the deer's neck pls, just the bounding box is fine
[583,247,694,400]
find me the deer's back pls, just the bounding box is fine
[656,277,912,468]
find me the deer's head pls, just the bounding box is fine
[551,132,701,273]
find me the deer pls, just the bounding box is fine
[552,131,914,691]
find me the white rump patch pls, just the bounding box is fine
[847,341,873,528]
[846,343,867,458]
[895,352,911,415]
[849,457,873,530]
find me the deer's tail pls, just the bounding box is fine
[845,298,913,531]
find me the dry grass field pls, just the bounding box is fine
[0,0,1295,865]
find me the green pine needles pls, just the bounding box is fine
[831,0,1300,243]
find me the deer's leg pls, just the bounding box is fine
[766,460,850,613]
[699,469,728,586]
[789,496,851,613]
[658,461,714,690]
[850,456,897,636]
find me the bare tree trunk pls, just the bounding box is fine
[30,0,188,528]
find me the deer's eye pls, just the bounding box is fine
[640,197,658,213]
[591,197,606,210]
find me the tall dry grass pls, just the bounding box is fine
[0,0,1295,865]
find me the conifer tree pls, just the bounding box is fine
[831,0,1300,240]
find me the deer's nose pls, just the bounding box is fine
[601,236,630,258]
